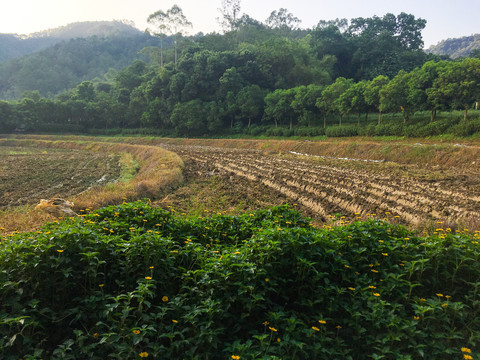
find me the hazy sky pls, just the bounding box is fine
[0,0,479,48]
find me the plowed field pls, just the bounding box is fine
[161,143,480,229]
[0,146,120,208]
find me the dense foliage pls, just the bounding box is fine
[1,11,480,138]
[0,33,162,99]
[1,201,479,359]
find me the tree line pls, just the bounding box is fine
[1,5,479,137]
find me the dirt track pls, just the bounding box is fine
[161,143,480,229]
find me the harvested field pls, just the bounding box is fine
[0,146,120,208]
[2,135,480,232]
[160,143,480,230]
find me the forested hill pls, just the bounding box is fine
[0,32,162,99]
[0,34,58,62]
[0,13,431,100]
[28,20,141,40]
[0,20,144,62]
[427,34,480,58]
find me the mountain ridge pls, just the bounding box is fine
[427,33,480,58]
[0,20,144,62]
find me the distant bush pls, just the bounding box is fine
[449,117,480,136]
[265,126,291,137]
[294,126,326,137]
[325,125,358,137]
[34,123,84,133]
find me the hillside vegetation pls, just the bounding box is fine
[2,10,480,138]
[0,33,161,99]
[0,21,144,63]
[427,34,480,58]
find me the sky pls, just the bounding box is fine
[0,0,479,48]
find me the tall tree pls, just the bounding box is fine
[265,8,301,30]
[147,10,169,68]
[337,80,370,125]
[217,0,242,32]
[237,85,266,128]
[310,24,354,79]
[348,13,427,79]
[318,77,354,126]
[147,5,192,69]
[263,89,296,128]
[427,58,480,120]
[379,70,415,123]
[364,75,389,124]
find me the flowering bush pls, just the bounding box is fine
[0,201,479,359]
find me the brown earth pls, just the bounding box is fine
[0,146,120,208]
[2,135,480,232]
[158,142,480,231]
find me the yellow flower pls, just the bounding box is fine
[132,329,141,335]
[369,286,376,289]
[93,332,99,338]
[373,293,380,297]
[436,293,444,297]
[145,276,152,280]
[312,326,320,331]
[462,348,472,353]
[336,325,342,329]
[232,356,241,360]
[98,284,104,287]
[172,320,178,323]
[277,338,281,342]
[139,352,149,358]
[413,316,420,320]
[262,321,269,326]
[348,287,356,291]
[269,327,277,332]
[318,320,326,324]
[419,298,426,302]
[382,253,388,256]
[162,296,169,302]
[265,278,269,282]
[57,249,64,253]
[149,266,154,269]
[371,269,379,273]
[464,355,473,360]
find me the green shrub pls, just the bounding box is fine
[325,125,358,137]
[374,123,404,136]
[0,202,479,359]
[294,126,326,137]
[449,117,480,137]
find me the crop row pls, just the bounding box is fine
[164,144,480,227]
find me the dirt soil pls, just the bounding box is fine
[0,146,120,208]
[155,158,316,218]
[158,142,480,230]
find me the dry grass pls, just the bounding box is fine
[0,138,183,234]
[7,134,480,173]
